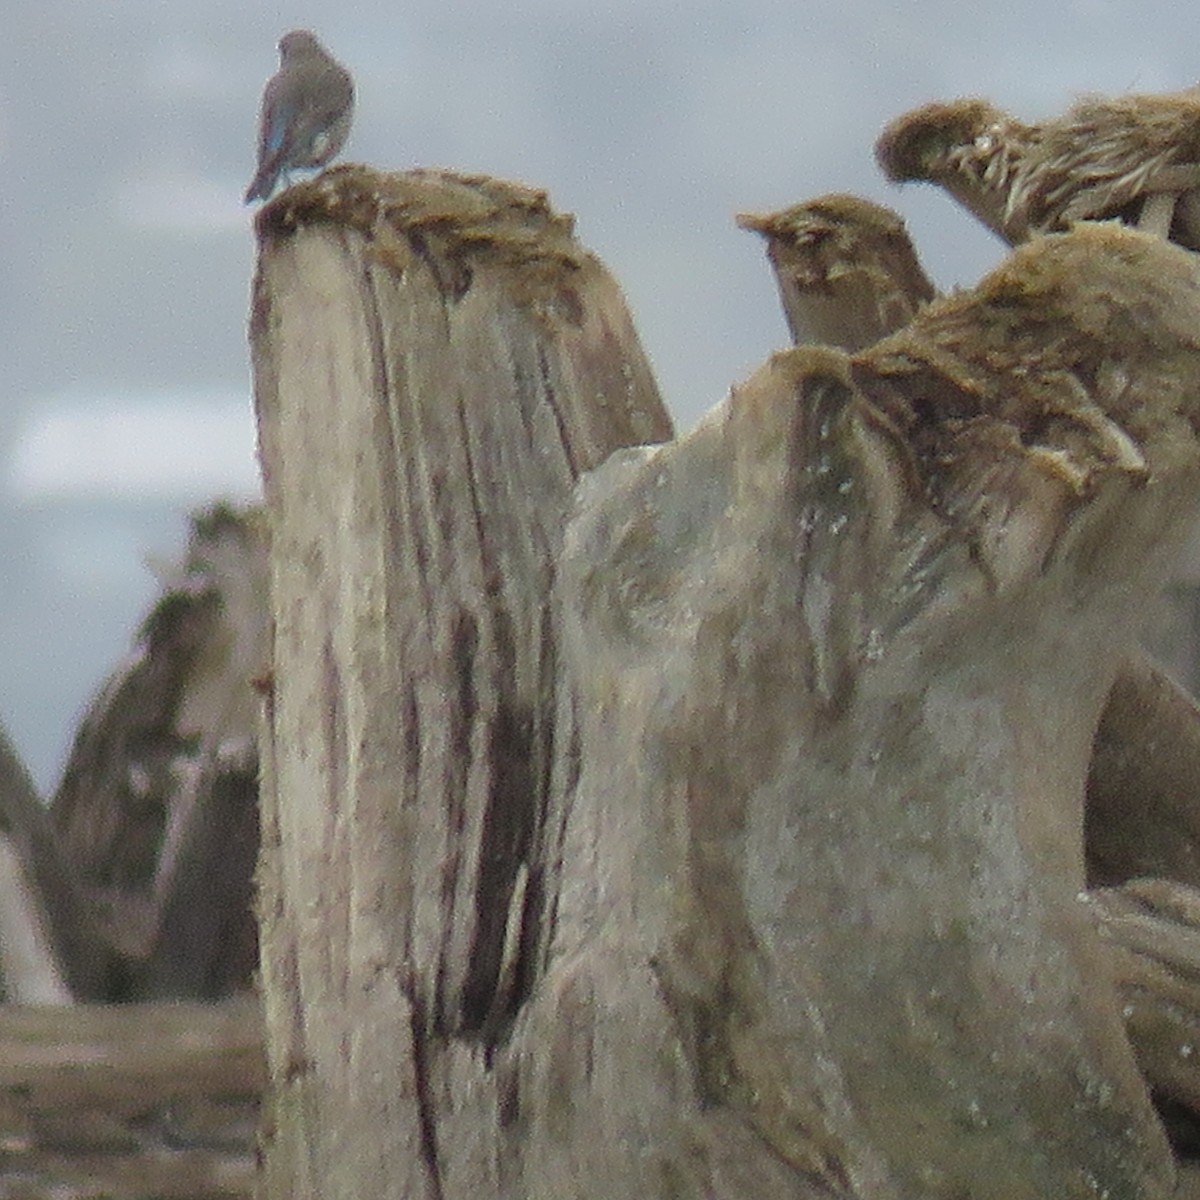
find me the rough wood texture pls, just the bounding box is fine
[250,166,671,1200]
[254,148,1200,1200]
[517,223,1200,1199]
[1091,880,1200,1125]
[737,194,935,350]
[876,89,1200,248]
[50,503,267,1001]
[0,997,263,1199]
[740,191,1200,913]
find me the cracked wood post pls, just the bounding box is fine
[741,194,1200,905]
[509,223,1200,1198]
[249,167,670,1200]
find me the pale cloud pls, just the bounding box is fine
[7,392,260,503]
[144,39,242,102]
[112,168,250,234]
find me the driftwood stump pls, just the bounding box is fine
[739,191,1200,906]
[531,221,1200,1198]
[250,167,670,1198]
[251,144,1200,1199]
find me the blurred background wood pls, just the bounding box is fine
[0,724,76,1002]
[48,503,267,1002]
[0,505,268,1199]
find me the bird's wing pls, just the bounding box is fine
[301,63,354,133]
[254,72,302,179]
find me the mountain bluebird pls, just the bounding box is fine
[244,30,355,204]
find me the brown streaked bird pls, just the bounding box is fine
[738,194,936,352]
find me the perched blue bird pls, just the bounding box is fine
[244,30,355,204]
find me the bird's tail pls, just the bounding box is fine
[244,166,278,205]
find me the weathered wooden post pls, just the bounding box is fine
[250,166,670,1198]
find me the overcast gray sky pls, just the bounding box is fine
[3,0,1198,786]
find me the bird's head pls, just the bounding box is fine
[278,30,323,60]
